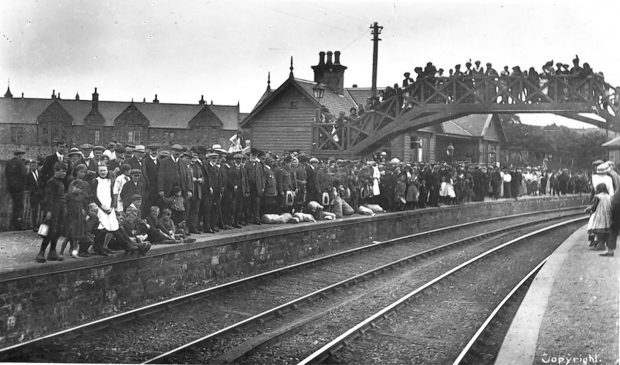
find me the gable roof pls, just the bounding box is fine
[188,105,224,129]
[115,102,150,127]
[37,100,74,124]
[241,77,359,128]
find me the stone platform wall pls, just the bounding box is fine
[0,196,589,347]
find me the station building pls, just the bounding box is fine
[0,87,244,160]
[241,51,507,164]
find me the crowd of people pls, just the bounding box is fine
[370,55,613,110]
[4,140,608,263]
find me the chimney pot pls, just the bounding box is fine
[334,51,341,65]
[319,51,326,65]
[326,51,333,65]
[153,94,159,103]
[199,94,205,105]
[21,92,24,99]
[51,89,56,99]
[352,84,358,88]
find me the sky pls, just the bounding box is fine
[1,0,619,129]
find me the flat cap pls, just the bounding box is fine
[171,144,184,151]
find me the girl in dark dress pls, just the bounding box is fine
[60,181,87,258]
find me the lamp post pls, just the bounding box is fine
[313,83,326,150]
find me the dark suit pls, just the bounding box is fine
[142,156,158,215]
[245,160,265,223]
[41,153,64,186]
[126,156,144,172]
[305,164,319,203]
[157,155,182,198]
[205,162,222,229]
[120,180,145,212]
[25,169,44,228]
[5,156,27,229]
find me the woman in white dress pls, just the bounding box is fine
[91,165,149,255]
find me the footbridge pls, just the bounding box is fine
[312,73,620,158]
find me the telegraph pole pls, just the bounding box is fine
[370,22,383,99]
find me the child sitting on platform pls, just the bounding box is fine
[158,208,195,243]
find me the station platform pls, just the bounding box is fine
[0,195,590,349]
[496,225,619,365]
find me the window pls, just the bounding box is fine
[93,129,101,144]
[127,130,134,143]
[10,126,24,144]
[134,129,141,144]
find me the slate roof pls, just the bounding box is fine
[440,114,493,137]
[0,96,240,130]
[295,78,358,116]
[344,87,384,106]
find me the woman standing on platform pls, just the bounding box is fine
[36,162,67,263]
[585,183,612,253]
[91,165,141,255]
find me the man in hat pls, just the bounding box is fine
[142,144,159,215]
[220,153,236,229]
[294,155,308,210]
[306,157,320,203]
[41,141,67,186]
[186,147,206,234]
[204,152,222,231]
[127,145,146,172]
[5,150,27,230]
[402,72,414,88]
[245,148,265,224]
[157,144,184,200]
[89,145,105,174]
[230,153,247,226]
[276,155,297,214]
[77,144,93,168]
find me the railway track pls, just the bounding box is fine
[297,217,585,365]
[451,259,545,365]
[0,208,583,363]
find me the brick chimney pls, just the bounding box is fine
[199,95,205,105]
[153,94,159,103]
[51,89,56,100]
[311,50,347,95]
[92,87,99,111]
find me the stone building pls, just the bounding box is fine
[0,87,244,159]
[241,51,506,163]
